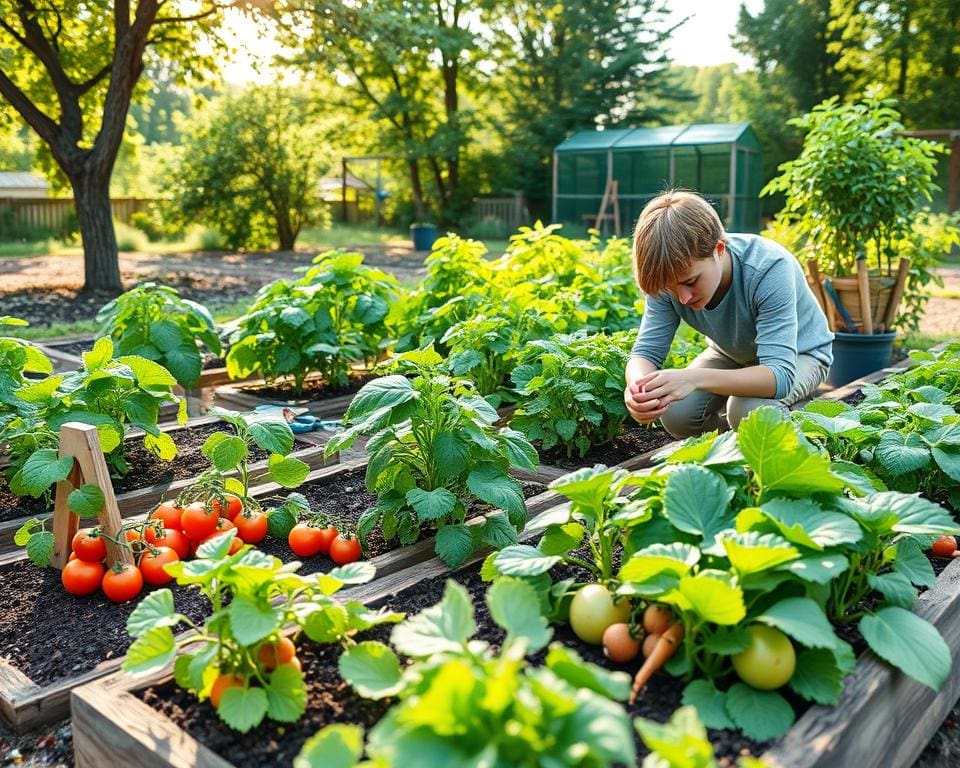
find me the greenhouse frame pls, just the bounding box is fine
[552,122,764,234]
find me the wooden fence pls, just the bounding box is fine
[473,192,528,234]
[0,197,151,239]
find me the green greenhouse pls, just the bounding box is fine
[552,122,764,234]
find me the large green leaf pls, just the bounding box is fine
[205,434,248,471]
[13,449,74,496]
[265,662,307,723]
[294,725,365,768]
[338,641,404,699]
[268,455,310,488]
[431,431,469,479]
[466,464,526,523]
[434,523,475,568]
[789,648,845,705]
[722,532,800,575]
[893,539,937,587]
[497,427,538,471]
[126,589,180,637]
[163,346,202,387]
[867,572,917,609]
[755,597,839,649]
[122,626,176,675]
[391,580,474,657]
[544,645,631,701]
[116,355,178,388]
[618,543,699,584]
[932,447,960,482]
[548,465,621,515]
[755,498,863,550]
[479,513,518,548]
[738,406,844,498]
[876,431,931,476]
[228,597,283,646]
[406,487,457,522]
[67,483,105,518]
[247,420,295,456]
[777,554,849,584]
[870,492,959,536]
[493,544,561,577]
[681,680,734,730]
[15,375,62,403]
[344,375,418,420]
[860,607,952,690]
[670,571,745,625]
[218,686,268,733]
[488,578,552,653]
[662,465,734,546]
[725,683,795,741]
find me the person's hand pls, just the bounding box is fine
[624,378,669,425]
[633,369,699,410]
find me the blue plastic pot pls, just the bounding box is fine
[828,331,897,387]
[410,224,439,252]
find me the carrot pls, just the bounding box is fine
[629,622,684,704]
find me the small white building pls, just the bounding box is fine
[0,172,50,199]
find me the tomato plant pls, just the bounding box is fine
[180,502,219,541]
[150,501,183,530]
[287,523,325,557]
[234,511,268,544]
[568,583,630,645]
[123,532,402,732]
[731,625,796,690]
[72,528,106,563]
[139,547,180,586]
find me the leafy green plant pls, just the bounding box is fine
[0,316,53,405]
[95,283,221,388]
[226,250,398,392]
[325,350,539,568]
[122,532,403,732]
[510,330,632,457]
[634,706,765,768]
[0,337,185,496]
[762,90,942,280]
[299,578,635,767]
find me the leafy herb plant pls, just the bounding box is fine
[96,283,222,388]
[325,350,539,567]
[0,317,53,404]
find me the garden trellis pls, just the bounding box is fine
[553,122,764,233]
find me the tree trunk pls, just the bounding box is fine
[408,158,426,220]
[276,213,296,251]
[72,170,122,293]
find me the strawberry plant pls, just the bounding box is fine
[0,337,185,497]
[122,531,403,732]
[226,250,398,392]
[301,578,635,767]
[325,350,539,567]
[95,283,221,388]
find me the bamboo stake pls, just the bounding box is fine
[857,259,873,334]
[880,257,911,332]
[807,259,833,331]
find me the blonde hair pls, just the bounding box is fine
[632,190,724,295]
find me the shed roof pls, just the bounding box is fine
[556,122,754,152]
[0,171,49,189]
[318,172,372,192]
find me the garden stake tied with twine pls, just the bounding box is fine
[50,422,132,570]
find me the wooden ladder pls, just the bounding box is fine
[583,179,622,236]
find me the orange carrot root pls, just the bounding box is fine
[629,622,684,704]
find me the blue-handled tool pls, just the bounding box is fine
[823,278,857,333]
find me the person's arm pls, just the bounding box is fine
[624,295,680,424]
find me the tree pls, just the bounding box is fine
[278,0,479,224]
[0,0,229,292]
[169,86,330,251]
[480,0,677,216]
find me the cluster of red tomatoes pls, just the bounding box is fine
[287,522,362,564]
[60,493,267,602]
[210,636,302,709]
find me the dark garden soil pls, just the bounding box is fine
[538,422,677,471]
[235,371,379,403]
[841,390,866,406]
[0,422,315,524]
[0,561,212,686]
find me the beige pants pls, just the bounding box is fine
[659,346,830,439]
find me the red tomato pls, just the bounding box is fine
[145,527,190,560]
[211,494,244,521]
[198,530,243,555]
[234,512,268,544]
[210,673,245,709]
[932,535,957,558]
[139,546,180,586]
[61,559,104,596]
[150,500,183,531]
[101,563,144,603]
[214,517,236,533]
[72,529,106,563]
[317,526,339,555]
[329,534,362,565]
[257,636,297,671]
[180,502,219,541]
[288,523,324,557]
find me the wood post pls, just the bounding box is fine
[856,259,873,334]
[807,259,833,329]
[50,423,133,570]
[880,257,911,332]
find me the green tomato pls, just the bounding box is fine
[732,625,796,690]
[568,583,631,645]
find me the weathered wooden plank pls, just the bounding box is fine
[763,558,960,768]
[73,678,232,768]
[0,661,40,728]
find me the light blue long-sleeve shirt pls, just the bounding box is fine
[630,233,834,399]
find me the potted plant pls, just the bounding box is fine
[762,90,944,385]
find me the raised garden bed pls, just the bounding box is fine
[0,418,330,558]
[69,526,960,768]
[213,371,378,419]
[0,456,556,732]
